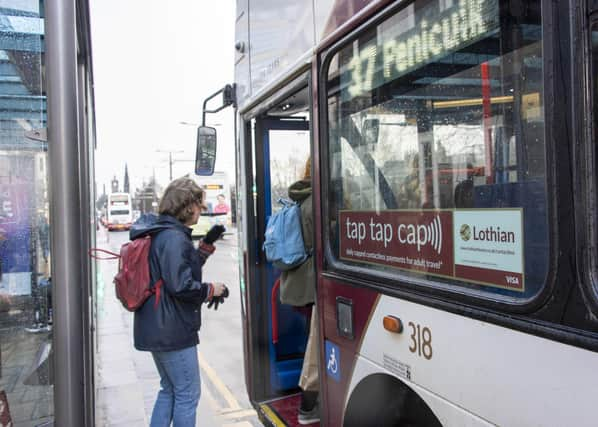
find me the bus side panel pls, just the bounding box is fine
[317,0,387,41]
[346,357,488,426]
[318,278,378,426]
[323,288,598,426]
[234,0,250,108]
[246,0,314,102]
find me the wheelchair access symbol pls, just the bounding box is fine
[325,340,341,382]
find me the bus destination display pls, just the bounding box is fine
[343,0,500,100]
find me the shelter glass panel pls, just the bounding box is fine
[0,1,54,425]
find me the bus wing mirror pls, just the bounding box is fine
[363,118,380,145]
[195,126,217,176]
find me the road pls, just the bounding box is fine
[95,227,261,427]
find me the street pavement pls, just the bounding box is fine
[94,226,260,427]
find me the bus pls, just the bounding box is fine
[0,1,97,426]
[106,192,133,231]
[188,171,232,237]
[190,171,231,214]
[200,0,598,425]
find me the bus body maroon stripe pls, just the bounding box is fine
[319,277,379,425]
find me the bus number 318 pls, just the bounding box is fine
[408,322,433,360]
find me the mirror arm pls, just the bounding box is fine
[201,84,236,126]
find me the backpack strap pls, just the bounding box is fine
[88,248,120,260]
[153,279,164,309]
[146,230,164,310]
[278,198,295,207]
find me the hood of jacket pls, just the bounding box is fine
[129,213,191,240]
[288,179,312,204]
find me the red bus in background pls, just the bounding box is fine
[106,192,132,231]
[215,0,598,425]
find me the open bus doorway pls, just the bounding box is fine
[242,84,319,426]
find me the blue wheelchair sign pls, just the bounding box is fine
[325,340,340,382]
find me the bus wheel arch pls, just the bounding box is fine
[343,373,442,427]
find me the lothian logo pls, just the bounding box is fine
[460,224,471,241]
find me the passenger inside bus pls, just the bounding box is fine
[401,154,422,208]
[453,163,475,208]
[278,158,319,425]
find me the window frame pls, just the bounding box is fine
[317,0,561,314]
[579,11,598,317]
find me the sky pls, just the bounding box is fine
[89,1,236,196]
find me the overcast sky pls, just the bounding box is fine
[90,1,236,195]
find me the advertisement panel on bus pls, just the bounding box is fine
[340,209,524,291]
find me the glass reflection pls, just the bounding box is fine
[0,1,54,425]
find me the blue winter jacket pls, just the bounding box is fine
[129,214,214,352]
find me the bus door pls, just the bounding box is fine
[246,98,313,419]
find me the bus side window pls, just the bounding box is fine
[323,0,549,300]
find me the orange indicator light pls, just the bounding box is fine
[383,315,403,333]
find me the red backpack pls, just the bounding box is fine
[89,236,163,311]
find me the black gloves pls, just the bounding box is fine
[204,225,225,245]
[207,285,229,310]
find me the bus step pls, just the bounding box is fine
[258,394,320,427]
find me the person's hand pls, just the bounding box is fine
[204,225,225,245]
[212,283,227,297]
[207,283,229,310]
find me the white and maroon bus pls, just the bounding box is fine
[106,192,133,231]
[200,0,598,425]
